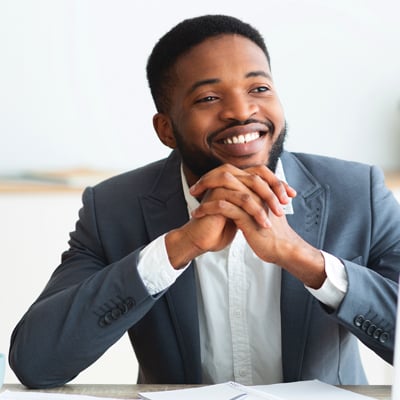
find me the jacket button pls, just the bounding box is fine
[99,315,112,327]
[125,297,135,309]
[373,328,383,340]
[354,315,364,327]
[366,324,376,336]
[379,332,390,344]
[118,302,129,314]
[104,312,113,324]
[111,307,122,320]
[361,319,371,331]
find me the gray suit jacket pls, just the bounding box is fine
[9,150,400,388]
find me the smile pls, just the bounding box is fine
[222,131,261,145]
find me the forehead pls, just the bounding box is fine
[173,34,271,85]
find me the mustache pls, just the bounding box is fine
[207,118,274,146]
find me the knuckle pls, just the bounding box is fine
[239,193,251,204]
[216,199,227,209]
[249,174,260,184]
[221,171,234,181]
[271,178,284,188]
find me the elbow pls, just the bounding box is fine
[9,341,72,389]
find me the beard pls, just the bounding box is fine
[172,120,287,178]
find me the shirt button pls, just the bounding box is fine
[231,248,240,258]
[239,369,247,377]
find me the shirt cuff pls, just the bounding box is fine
[137,234,189,295]
[306,250,348,309]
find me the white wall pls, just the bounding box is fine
[0,0,399,174]
[1,0,400,387]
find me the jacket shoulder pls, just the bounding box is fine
[92,157,171,197]
[284,151,379,184]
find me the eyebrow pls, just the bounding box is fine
[245,70,272,80]
[188,78,220,94]
[188,70,272,94]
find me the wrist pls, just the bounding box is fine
[165,228,203,269]
[278,241,326,289]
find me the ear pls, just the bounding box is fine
[153,113,177,149]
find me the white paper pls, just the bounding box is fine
[139,382,282,400]
[0,381,377,400]
[139,380,375,400]
[256,380,375,400]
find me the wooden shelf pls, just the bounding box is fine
[384,170,400,190]
[1,169,399,194]
[0,168,117,193]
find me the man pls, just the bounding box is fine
[9,15,400,388]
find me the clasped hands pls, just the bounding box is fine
[165,164,326,288]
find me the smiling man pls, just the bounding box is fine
[9,15,400,388]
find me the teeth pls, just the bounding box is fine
[223,132,260,145]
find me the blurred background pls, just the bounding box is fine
[1,0,399,386]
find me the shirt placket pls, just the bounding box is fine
[228,233,253,385]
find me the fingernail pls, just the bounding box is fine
[189,183,197,193]
[264,218,272,228]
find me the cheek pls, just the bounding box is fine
[269,102,285,130]
[179,113,214,145]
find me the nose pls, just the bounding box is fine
[219,93,259,122]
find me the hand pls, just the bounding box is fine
[192,202,325,288]
[189,164,296,228]
[165,187,237,269]
[190,165,325,288]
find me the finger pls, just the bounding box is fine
[191,169,286,217]
[235,174,286,216]
[245,165,296,201]
[189,168,250,198]
[192,199,271,229]
[203,187,272,226]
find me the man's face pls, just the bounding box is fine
[155,34,286,183]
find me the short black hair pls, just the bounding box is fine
[146,14,270,112]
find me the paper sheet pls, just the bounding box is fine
[139,380,376,400]
[0,381,376,400]
[256,380,376,400]
[139,382,281,400]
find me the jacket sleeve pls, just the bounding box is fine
[331,165,400,364]
[9,187,161,388]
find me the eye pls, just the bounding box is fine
[250,86,270,94]
[195,95,219,104]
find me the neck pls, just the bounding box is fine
[182,163,200,188]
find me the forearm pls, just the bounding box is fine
[9,250,156,388]
[333,259,398,363]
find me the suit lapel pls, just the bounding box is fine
[139,150,201,382]
[280,152,330,381]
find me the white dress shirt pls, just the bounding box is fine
[137,161,348,384]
